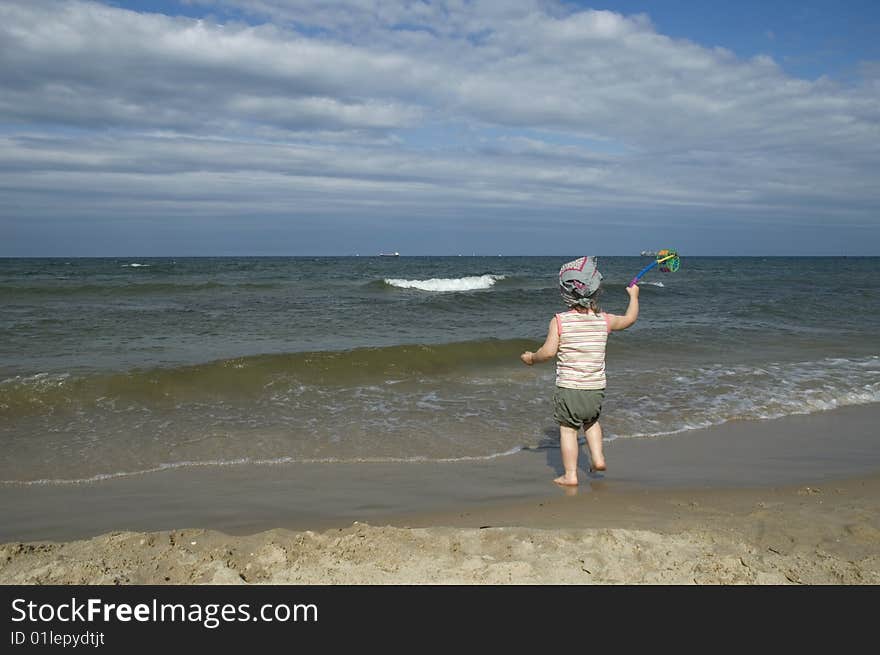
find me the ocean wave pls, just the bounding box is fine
[606,356,880,441]
[609,395,880,443]
[0,338,535,417]
[384,274,505,292]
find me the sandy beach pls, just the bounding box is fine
[2,404,879,585]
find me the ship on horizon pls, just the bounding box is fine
[379,251,400,257]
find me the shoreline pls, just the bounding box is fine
[1,403,879,584]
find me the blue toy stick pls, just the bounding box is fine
[629,260,659,288]
[628,250,680,287]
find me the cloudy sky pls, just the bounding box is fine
[2,0,878,256]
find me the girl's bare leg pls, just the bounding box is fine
[585,421,606,472]
[554,425,580,486]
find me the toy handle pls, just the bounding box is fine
[628,261,657,287]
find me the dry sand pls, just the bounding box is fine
[2,474,879,585]
[2,405,879,585]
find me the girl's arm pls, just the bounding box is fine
[520,317,560,365]
[606,284,640,332]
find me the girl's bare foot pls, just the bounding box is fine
[554,474,578,486]
[589,463,606,473]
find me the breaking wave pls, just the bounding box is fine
[384,274,505,292]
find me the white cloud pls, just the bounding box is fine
[1,0,878,253]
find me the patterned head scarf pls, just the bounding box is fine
[559,256,603,307]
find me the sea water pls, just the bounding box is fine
[1,256,878,484]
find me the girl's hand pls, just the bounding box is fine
[520,351,535,366]
[626,283,640,298]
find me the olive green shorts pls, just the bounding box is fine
[553,387,605,429]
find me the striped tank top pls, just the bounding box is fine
[555,309,611,389]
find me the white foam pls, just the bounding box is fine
[385,274,504,292]
[0,447,525,486]
[1,372,71,388]
[123,263,150,267]
[606,355,880,442]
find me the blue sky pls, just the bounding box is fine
[593,1,880,79]
[1,0,878,255]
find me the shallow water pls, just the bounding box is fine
[2,255,878,483]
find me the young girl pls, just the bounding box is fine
[520,256,639,486]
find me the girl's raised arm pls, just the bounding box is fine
[606,284,640,332]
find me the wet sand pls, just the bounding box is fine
[1,404,879,584]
